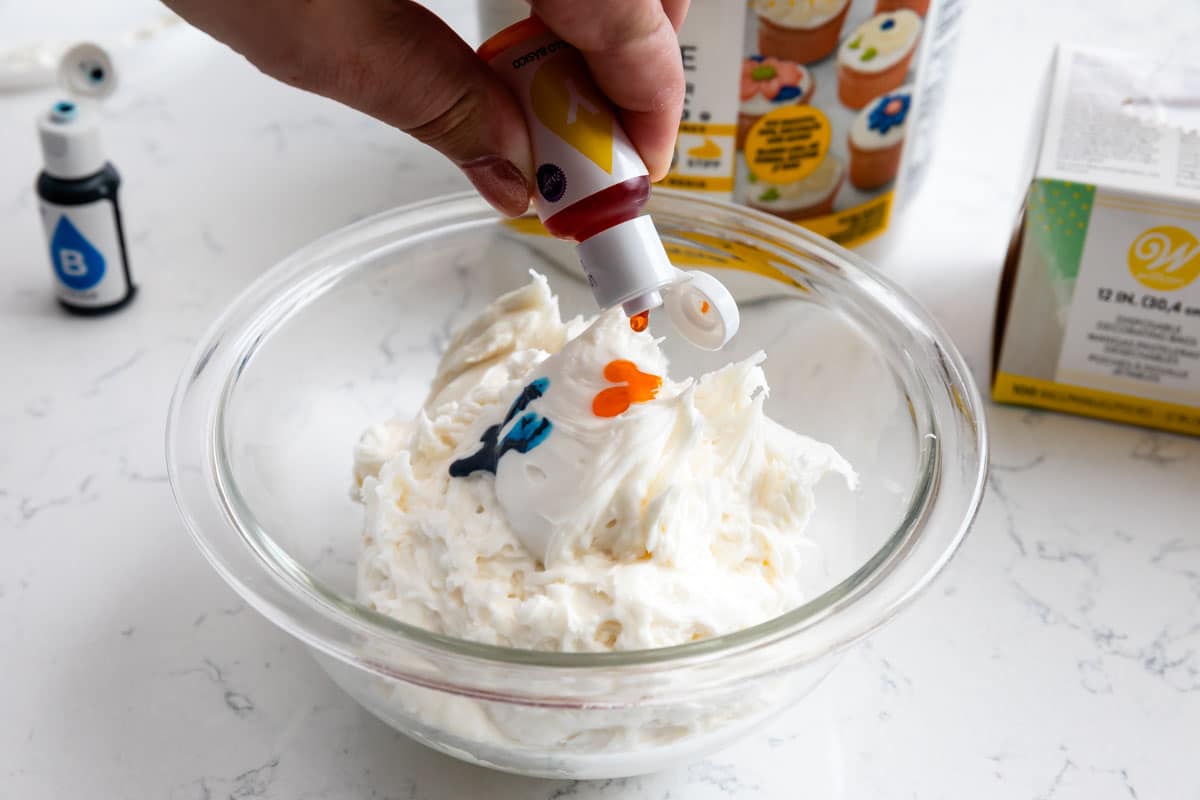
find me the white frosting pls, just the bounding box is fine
[355,273,855,653]
[745,155,845,212]
[740,60,813,116]
[755,0,849,30]
[838,10,922,74]
[849,86,914,150]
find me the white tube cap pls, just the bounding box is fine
[575,216,676,310]
[37,99,105,179]
[664,270,740,350]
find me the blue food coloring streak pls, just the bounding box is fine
[449,377,552,477]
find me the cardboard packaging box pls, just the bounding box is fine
[993,45,1200,436]
[659,1,746,202]
[663,0,965,248]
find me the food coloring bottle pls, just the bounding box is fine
[478,16,739,350]
[36,99,134,314]
[34,43,134,315]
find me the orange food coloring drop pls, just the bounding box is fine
[592,359,662,417]
[700,301,710,314]
[629,310,649,332]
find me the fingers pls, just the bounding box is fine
[662,0,691,31]
[162,0,690,206]
[531,0,686,180]
[164,0,533,215]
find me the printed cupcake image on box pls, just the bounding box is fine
[755,0,852,64]
[738,55,814,148]
[730,0,958,248]
[874,0,931,18]
[837,10,922,109]
[848,86,912,189]
[742,154,846,221]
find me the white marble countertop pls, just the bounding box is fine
[2,0,1198,797]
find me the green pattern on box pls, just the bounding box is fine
[1026,179,1095,280]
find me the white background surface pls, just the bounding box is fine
[2,1,1198,797]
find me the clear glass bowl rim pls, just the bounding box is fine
[166,190,988,701]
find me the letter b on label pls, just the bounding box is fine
[59,249,87,276]
[50,214,106,290]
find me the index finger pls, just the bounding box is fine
[531,0,687,180]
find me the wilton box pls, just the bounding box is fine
[993,44,1200,436]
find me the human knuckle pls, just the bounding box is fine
[405,88,483,152]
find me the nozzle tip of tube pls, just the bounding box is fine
[621,291,663,317]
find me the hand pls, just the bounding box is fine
[163,0,689,216]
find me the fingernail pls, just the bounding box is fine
[461,156,531,217]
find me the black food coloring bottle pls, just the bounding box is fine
[35,98,135,314]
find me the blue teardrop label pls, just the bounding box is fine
[50,214,106,291]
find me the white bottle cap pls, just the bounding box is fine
[663,270,740,350]
[38,99,105,179]
[36,42,117,181]
[58,42,118,100]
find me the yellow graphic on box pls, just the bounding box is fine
[662,174,735,192]
[668,230,808,289]
[531,59,613,173]
[800,191,893,249]
[687,138,723,159]
[1127,225,1200,291]
[665,122,736,193]
[678,122,736,137]
[744,106,831,184]
[503,216,555,237]
[993,371,1200,437]
[499,218,805,289]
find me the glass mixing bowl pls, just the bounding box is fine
[167,190,987,779]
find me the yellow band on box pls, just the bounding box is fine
[993,371,1200,436]
[803,192,894,249]
[660,175,736,192]
[500,218,805,289]
[678,122,736,137]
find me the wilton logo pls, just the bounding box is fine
[1127,225,1200,291]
